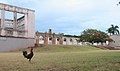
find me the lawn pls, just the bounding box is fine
[0,45,120,71]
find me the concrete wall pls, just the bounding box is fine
[0,36,35,51]
[0,3,35,51]
[63,37,81,45]
[27,10,35,38]
[109,35,120,47]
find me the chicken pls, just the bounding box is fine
[23,48,34,62]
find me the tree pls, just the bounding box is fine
[80,29,97,43]
[107,24,119,35]
[80,29,113,44]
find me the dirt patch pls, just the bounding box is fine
[94,45,120,50]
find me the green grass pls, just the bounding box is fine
[0,45,120,71]
[19,45,102,52]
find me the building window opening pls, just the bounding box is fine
[17,13,25,36]
[40,36,44,40]
[39,36,44,44]
[49,37,52,40]
[64,38,66,42]
[5,11,14,36]
[70,39,73,42]
[49,37,52,44]
[57,37,60,44]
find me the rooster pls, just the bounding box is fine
[23,48,34,62]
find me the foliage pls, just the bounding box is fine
[80,29,113,43]
[63,34,79,38]
[107,24,119,35]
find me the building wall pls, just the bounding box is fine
[36,29,63,45]
[0,3,35,51]
[0,37,35,51]
[63,36,81,45]
[36,29,82,46]
[27,10,35,38]
[109,35,120,47]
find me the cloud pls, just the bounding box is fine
[37,0,120,35]
[1,0,120,35]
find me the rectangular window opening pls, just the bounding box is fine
[5,11,14,36]
[17,13,25,37]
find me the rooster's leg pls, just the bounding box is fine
[29,59,31,62]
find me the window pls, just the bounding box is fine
[5,11,14,36]
[70,38,73,42]
[64,38,66,41]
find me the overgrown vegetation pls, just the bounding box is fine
[63,34,79,38]
[80,29,113,44]
[0,45,120,71]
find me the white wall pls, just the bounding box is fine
[0,37,35,51]
[27,11,35,38]
[63,37,81,45]
[109,35,120,47]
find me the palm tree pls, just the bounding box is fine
[107,27,112,35]
[107,24,119,35]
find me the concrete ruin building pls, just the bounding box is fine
[36,29,81,45]
[0,3,35,51]
[109,35,120,48]
[36,29,63,45]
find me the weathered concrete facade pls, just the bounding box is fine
[0,3,35,51]
[63,36,81,45]
[36,29,82,45]
[109,35,120,47]
[36,29,63,45]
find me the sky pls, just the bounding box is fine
[0,0,120,35]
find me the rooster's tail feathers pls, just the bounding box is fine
[23,51,27,58]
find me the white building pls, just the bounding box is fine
[63,36,82,45]
[109,35,120,47]
[0,3,35,51]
